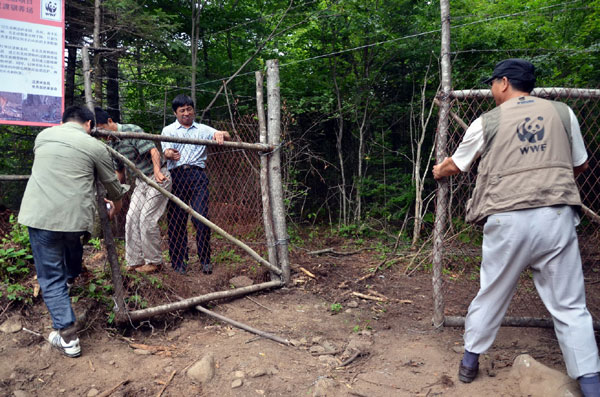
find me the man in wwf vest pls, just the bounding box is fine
[433,59,600,396]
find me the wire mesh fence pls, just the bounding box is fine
[438,87,600,322]
[0,112,280,317]
[108,115,266,278]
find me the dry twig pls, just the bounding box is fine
[307,247,367,256]
[97,379,129,397]
[351,292,387,302]
[245,296,273,311]
[337,351,368,368]
[299,267,316,279]
[156,370,176,397]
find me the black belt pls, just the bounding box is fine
[173,164,203,171]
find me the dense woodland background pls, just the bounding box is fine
[1,0,599,245]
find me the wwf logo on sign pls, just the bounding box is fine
[517,116,545,143]
[45,1,57,14]
[41,0,62,22]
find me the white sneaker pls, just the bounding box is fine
[48,330,81,358]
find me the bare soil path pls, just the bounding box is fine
[0,239,570,397]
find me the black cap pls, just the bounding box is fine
[482,58,536,85]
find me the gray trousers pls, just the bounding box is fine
[125,168,171,267]
[464,205,600,379]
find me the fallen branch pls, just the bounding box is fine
[307,247,367,256]
[311,349,342,356]
[337,351,368,368]
[351,292,387,302]
[97,380,129,397]
[299,267,316,279]
[129,343,174,356]
[156,370,176,397]
[246,296,273,311]
[127,280,283,322]
[195,305,290,346]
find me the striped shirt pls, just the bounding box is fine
[109,123,159,177]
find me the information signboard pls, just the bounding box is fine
[0,0,64,126]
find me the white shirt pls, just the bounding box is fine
[452,107,588,172]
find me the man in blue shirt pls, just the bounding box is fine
[161,95,230,274]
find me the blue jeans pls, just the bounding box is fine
[28,227,84,330]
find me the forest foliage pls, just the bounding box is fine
[1,0,598,242]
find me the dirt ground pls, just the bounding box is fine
[0,234,584,397]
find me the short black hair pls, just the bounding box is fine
[171,94,195,112]
[508,78,535,94]
[94,107,111,125]
[62,106,95,129]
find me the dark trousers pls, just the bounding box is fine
[28,227,85,329]
[167,166,211,270]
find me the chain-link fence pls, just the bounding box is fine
[0,111,286,320]
[107,114,266,277]
[436,87,600,324]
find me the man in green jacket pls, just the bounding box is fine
[19,106,127,358]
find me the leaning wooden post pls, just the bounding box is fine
[432,0,452,328]
[256,70,278,280]
[82,46,128,323]
[266,59,290,284]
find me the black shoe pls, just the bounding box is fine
[172,265,187,275]
[458,362,478,383]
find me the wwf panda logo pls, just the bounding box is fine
[45,1,57,14]
[516,116,545,143]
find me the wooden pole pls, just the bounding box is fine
[93,129,272,152]
[432,0,452,328]
[195,305,290,346]
[266,59,290,284]
[126,280,283,322]
[0,175,29,181]
[450,87,600,99]
[256,70,278,280]
[104,146,282,276]
[82,46,128,323]
[444,315,600,330]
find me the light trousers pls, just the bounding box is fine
[125,169,171,267]
[464,205,600,379]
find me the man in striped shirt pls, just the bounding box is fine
[95,108,171,273]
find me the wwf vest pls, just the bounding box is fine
[465,96,582,224]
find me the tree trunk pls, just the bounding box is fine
[65,45,77,107]
[191,0,203,104]
[331,58,348,226]
[432,0,452,328]
[106,36,120,122]
[93,0,102,105]
[135,46,146,114]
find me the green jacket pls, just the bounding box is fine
[19,122,127,232]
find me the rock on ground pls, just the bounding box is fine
[0,316,22,333]
[511,354,581,397]
[187,353,216,384]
